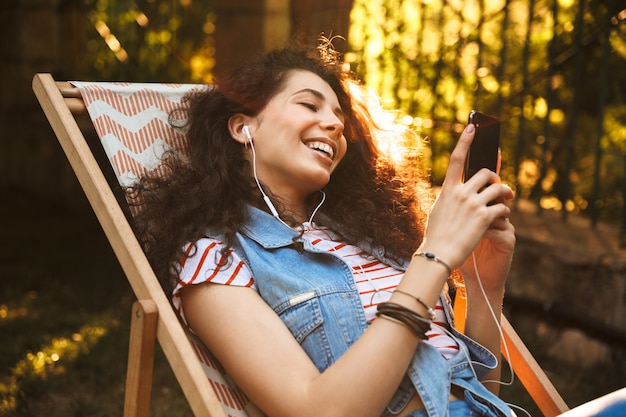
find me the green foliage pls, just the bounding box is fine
[83,0,216,82]
[348,0,626,233]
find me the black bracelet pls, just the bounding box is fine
[377,312,429,340]
[413,251,453,276]
[377,302,432,326]
[376,302,432,340]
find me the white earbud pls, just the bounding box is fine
[242,125,252,142]
[242,122,323,226]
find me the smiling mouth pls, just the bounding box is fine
[307,141,334,159]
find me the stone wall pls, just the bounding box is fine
[498,201,626,407]
[509,200,626,328]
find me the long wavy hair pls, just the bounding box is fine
[129,41,431,294]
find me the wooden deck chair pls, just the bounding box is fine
[32,73,570,417]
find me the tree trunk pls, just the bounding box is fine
[213,0,265,76]
[290,0,354,52]
[213,0,353,75]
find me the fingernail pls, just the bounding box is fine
[465,124,475,133]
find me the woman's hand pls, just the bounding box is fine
[460,141,515,293]
[460,214,515,294]
[419,124,514,272]
[422,124,516,395]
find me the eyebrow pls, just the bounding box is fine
[292,88,344,117]
[293,88,324,100]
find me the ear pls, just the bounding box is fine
[228,114,254,145]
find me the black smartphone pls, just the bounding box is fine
[463,110,500,182]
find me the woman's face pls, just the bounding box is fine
[247,70,347,201]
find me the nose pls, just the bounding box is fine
[321,111,344,137]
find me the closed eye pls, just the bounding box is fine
[299,102,318,111]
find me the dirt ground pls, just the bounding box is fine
[511,199,626,266]
[506,199,626,412]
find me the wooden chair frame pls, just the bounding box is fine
[32,72,569,417]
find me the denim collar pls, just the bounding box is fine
[239,205,300,248]
[239,205,412,272]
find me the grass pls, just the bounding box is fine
[0,189,191,417]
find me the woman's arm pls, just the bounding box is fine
[412,123,516,394]
[457,134,516,394]
[181,263,446,417]
[460,215,515,393]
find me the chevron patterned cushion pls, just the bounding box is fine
[73,81,259,417]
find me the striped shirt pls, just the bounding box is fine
[173,223,459,359]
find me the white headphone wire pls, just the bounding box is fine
[247,130,326,228]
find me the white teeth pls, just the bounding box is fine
[307,141,334,159]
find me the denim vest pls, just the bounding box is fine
[230,206,513,417]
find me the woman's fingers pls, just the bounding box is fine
[424,123,515,267]
[475,179,515,206]
[446,124,511,203]
[444,124,475,183]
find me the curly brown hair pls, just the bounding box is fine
[129,41,431,294]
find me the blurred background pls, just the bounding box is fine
[1,0,625,415]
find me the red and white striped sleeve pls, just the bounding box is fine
[172,237,256,323]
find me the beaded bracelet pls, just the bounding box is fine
[376,302,432,340]
[413,251,453,276]
[393,289,436,321]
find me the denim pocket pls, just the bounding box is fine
[279,294,324,344]
[278,295,334,371]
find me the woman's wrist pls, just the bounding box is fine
[460,263,509,297]
[398,250,453,312]
[466,282,505,302]
[414,238,465,273]
[412,251,453,276]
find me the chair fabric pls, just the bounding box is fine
[73,81,257,417]
[71,82,203,211]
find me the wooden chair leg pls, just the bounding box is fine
[124,300,158,417]
[453,290,569,415]
[501,316,569,416]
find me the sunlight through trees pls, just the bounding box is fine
[348,0,626,235]
[83,0,216,83]
[78,0,626,235]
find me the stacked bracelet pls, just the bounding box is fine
[376,302,432,340]
[413,251,453,276]
[393,289,436,321]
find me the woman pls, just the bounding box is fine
[131,41,516,417]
